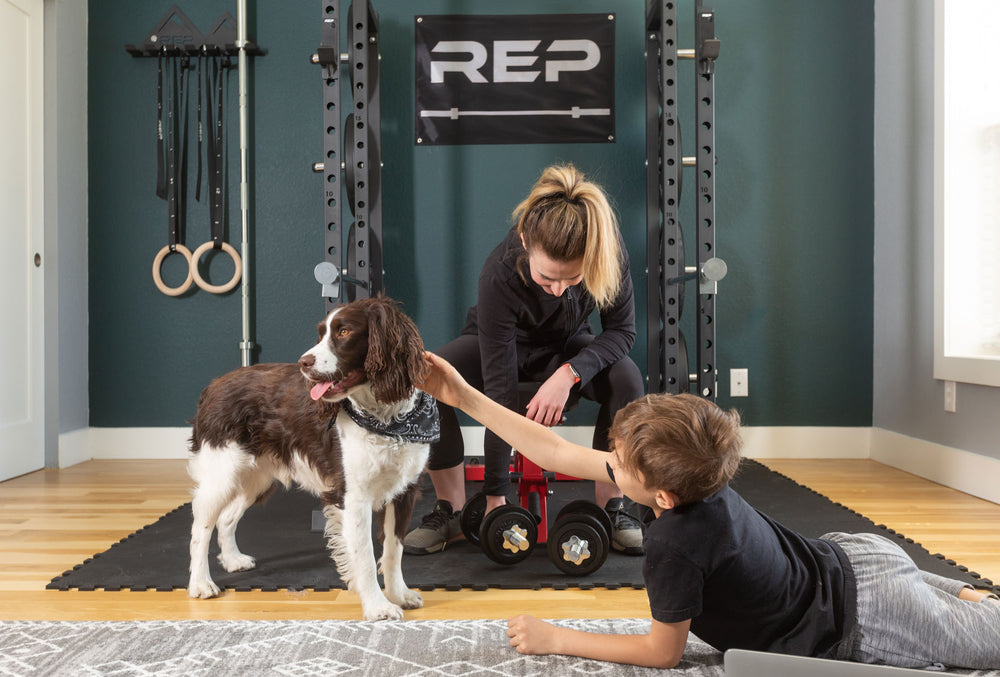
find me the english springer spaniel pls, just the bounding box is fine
[186,296,437,621]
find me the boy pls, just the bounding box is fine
[418,352,1000,670]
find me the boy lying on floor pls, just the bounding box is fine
[418,351,1000,670]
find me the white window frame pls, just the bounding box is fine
[933,0,1000,387]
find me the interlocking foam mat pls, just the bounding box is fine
[47,460,997,594]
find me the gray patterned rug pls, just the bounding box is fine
[2,619,997,676]
[0,619,721,676]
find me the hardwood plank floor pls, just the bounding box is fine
[0,458,997,621]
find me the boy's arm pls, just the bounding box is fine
[420,352,613,483]
[507,615,690,669]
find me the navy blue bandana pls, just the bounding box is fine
[342,391,441,444]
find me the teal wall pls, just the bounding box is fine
[88,0,874,428]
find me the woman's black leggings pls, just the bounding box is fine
[427,333,644,497]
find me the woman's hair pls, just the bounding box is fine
[512,164,623,308]
[609,393,743,506]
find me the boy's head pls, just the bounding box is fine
[609,393,742,506]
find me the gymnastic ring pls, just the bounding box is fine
[152,244,195,297]
[190,241,242,294]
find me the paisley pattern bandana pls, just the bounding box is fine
[342,390,441,444]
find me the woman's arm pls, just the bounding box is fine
[506,615,690,669]
[420,352,613,483]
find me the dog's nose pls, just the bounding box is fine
[298,354,315,370]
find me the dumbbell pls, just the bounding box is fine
[460,492,538,565]
[546,500,613,576]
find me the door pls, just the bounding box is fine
[0,0,45,481]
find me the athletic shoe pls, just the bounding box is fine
[605,498,644,555]
[403,499,462,554]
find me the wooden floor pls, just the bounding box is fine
[0,458,997,621]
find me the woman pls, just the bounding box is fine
[404,164,645,555]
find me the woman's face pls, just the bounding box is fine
[523,237,583,298]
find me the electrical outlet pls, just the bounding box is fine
[944,380,957,413]
[730,368,748,397]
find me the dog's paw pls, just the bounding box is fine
[218,552,256,572]
[363,601,405,621]
[389,588,424,610]
[188,578,221,599]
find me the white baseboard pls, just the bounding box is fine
[57,427,92,468]
[74,425,872,462]
[870,428,1000,505]
[64,426,998,506]
[82,427,192,461]
[739,426,872,459]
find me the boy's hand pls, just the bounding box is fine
[417,351,467,407]
[507,614,558,655]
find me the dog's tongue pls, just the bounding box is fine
[310,381,334,401]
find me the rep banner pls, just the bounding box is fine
[415,14,616,146]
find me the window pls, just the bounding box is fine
[934,0,1000,386]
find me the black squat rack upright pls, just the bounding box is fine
[312,0,384,309]
[645,0,726,400]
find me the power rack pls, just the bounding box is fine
[645,0,726,399]
[312,0,384,308]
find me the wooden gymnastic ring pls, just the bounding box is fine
[152,244,194,297]
[190,241,242,294]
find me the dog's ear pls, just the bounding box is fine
[365,298,428,403]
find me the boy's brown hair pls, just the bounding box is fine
[609,393,742,505]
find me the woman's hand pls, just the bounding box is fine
[417,351,469,407]
[524,365,575,426]
[507,614,560,655]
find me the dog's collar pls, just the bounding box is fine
[341,391,441,444]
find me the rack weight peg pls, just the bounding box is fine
[314,261,369,301]
[667,257,728,295]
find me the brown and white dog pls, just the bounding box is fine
[186,296,437,620]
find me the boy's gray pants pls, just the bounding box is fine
[825,532,1000,670]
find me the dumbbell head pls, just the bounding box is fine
[547,516,610,576]
[479,504,538,566]
[460,492,487,546]
[555,500,613,537]
[548,500,613,576]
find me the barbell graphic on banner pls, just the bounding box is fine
[420,107,610,120]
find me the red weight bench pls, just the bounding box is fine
[464,381,583,544]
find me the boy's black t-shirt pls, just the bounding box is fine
[610,467,856,658]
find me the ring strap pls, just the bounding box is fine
[166,55,180,249]
[155,50,166,200]
[195,52,203,203]
[208,56,226,249]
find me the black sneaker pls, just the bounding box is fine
[605,498,644,555]
[403,500,462,554]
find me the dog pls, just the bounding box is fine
[186,296,437,620]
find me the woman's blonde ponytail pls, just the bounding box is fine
[513,164,623,308]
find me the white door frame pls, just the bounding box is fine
[0,0,45,481]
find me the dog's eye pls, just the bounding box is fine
[337,327,351,338]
